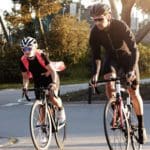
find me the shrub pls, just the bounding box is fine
[0,44,22,83]
[48,15,90,65]
[138,43,150,76]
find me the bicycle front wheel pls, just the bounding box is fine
[30,100,52,150]
[54,109,66,150]
[104,99,130,150]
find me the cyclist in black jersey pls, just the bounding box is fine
[20,37,66,125]
[89,3,147,144]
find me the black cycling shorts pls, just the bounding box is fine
[34,74,60,99]
[101,57,140,89]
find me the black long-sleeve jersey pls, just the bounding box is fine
[89,19,139,73]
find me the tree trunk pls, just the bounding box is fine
[0,16,9,44]
[109,0,120,19]
[37,5,49,53]
[38,17,49,52]
[135,22,150,43]
[121,0,136,27]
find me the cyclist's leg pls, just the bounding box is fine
[48,74,66,124]
[102,58,118,100]
[104,72,116,100]
[48,73,63,108]
[33,83,46,124]
[128,66,147,144]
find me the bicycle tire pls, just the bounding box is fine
[54,108,66,150]
[30,100,52,150]
[104,99,130,150]
[129,104,142,150]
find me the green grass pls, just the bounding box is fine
[0,62,149,90]
[0,83,22,90]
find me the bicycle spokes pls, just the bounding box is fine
[104,100,130,150]
[30,100,52,150]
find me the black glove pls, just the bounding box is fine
[22,88,31,101]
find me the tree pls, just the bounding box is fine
[48,15,90,65]
[136,0,150,13]
[8,0,61,26]
[135,22,150,43]
[6,0,61,51]
[109,0,119,19]
[109,0,150,43]
[121,0,136,26]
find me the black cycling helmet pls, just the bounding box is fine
[90,3,111,17]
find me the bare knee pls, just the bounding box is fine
[128,87,140,98]
[104,73,116,98]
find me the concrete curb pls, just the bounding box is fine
[60,78,150,95]
[0,78,150,95]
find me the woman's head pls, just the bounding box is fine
[20,37,38,57]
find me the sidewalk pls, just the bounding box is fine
[60,78,150,95]
[0,78,150,96]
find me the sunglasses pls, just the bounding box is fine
[22,47,32,52]
[93,17,105,22]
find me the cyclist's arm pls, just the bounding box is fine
[120,21,139,72]
[89,26,102,79]
[45,64,58,83]
[95,59,101,77]
[22,72,29,89]
[41,53,58,83]
[20,60,29,89]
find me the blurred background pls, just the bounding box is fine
[0,0,149,86]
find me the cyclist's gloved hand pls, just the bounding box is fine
[126,71,136,82]
[48,82,57,97]
[89,74,100,95]
[90,74,98,87]
[22,88,31,101]
[22,87,28,95]
[48,82,57,91]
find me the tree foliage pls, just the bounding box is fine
[6,0,61,28]
[138,44,150,75]
[136,0,150,13]
[0,43,22,83]
[48,15,90,65]
[109,0,150,43]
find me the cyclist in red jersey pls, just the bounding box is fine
[89,3,147,144]
[20,37,66,125]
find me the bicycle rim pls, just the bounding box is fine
[131,132,142,150]
[130,105,142,150]
[104,100,130,150]
[54,108,66,150]
[30,100,52,150]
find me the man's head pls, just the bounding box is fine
[90,3,111,30]
[20,37,38,58]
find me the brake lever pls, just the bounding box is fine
[89,82,100,95]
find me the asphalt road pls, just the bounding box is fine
[0,90,150,150]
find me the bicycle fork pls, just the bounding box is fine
[114,80,124,128]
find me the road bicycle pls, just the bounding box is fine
[29,87,66,150]
[91,77,142,150]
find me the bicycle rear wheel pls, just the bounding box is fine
[54,108,66,150]
[30,100,52,150]
[104,99,130,150]
[129,104,142,150]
